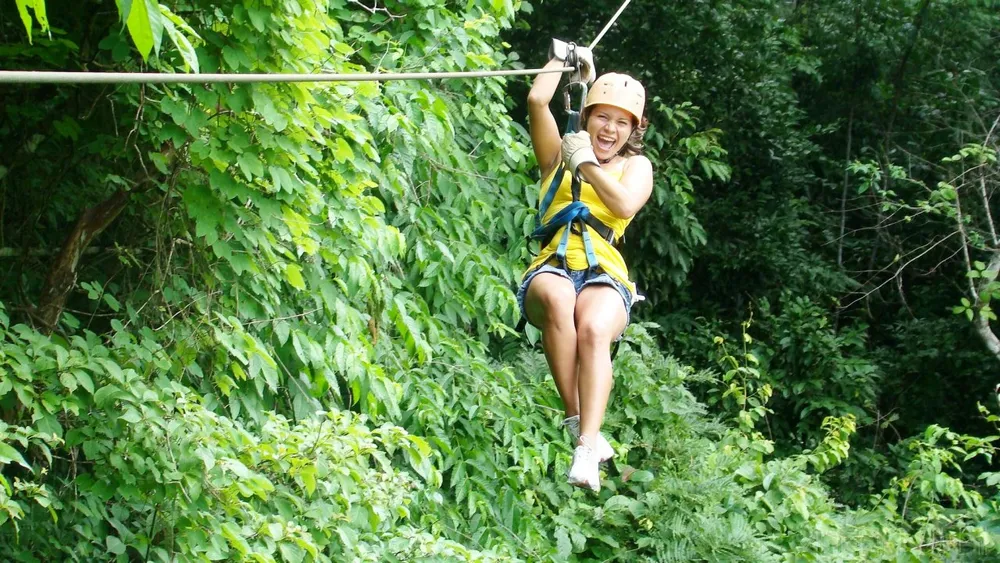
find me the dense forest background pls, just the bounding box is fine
[1,0,1000,560]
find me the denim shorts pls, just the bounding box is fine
[517,263,634,340]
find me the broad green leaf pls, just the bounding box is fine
[333,138,355,163]
[94,385,125,407]
[117,0,164,61]
[285,264,306,290]
[237,153,264,181]
[629,470,655,483]
[160,5,200,72]
[274,321,291,346]
[120,408,142,424]
[278,543,306,563]
[300,464,316,495]
[14,0,48,43]
[0,443,30,470]
[59,372,78,392]
[247,7,269,32]
[251,89,288,131]
[106,536,126,555]
[555,527,572,558]
[73,370,95,394]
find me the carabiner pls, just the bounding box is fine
[563,81,588,115]
[562,81,589,133]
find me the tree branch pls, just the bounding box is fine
[973,252,1000,362]
[980,171,999,247]
[33,189,132,332]
[842,232,957,310]
[884,0,933,143]
[838,107,854,268]
[954,183,977,300]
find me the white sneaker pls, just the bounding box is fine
[561,415,615,463]
[567,440,601,492]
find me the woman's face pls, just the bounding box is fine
[585,104,635,161]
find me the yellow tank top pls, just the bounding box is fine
[525,165,637,295]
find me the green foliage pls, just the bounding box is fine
[0,301,495,561]
[1,0,539,558]
[870,420,1000,559]
[709,316,774,441]
[14,0,197,63]
[625,101,727,294]
[2,0,1000,561]
[754,295,880,444]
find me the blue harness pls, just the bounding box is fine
[529,167,618,273]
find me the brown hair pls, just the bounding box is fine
[581,109,648,157]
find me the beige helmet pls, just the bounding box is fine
[584,73,645,123]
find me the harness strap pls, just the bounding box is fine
[565,110,581,134]
[579,216,617,245]
[552,206,597,271]
[532,201,609,266]
[532,170,619,270]
[534,82,586,236]
[535,165,565,234]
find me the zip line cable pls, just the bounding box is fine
[0,66,574,85]
[0,0,633,85]
[588,0,633,50]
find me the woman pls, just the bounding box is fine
[517,52,653,492]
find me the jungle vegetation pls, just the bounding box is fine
[1,0,1000,560]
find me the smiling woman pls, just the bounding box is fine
[518,50,653,492]
[584,73,647,155]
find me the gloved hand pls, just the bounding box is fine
[561,131,599,176]
[549,38,596,84]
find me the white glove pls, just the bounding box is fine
[561,131,598,176]
[548,39,596,84]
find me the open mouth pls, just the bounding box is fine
[596,135,616,153]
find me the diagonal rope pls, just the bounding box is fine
[0,0,635,85]
[588,0,634,50]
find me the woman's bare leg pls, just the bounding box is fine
[524,273,579,416]
[574,285,627,444]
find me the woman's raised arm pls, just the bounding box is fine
[527,58,568,180]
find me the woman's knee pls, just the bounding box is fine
[575,317,616,350]
[574,285,627,350]
[525,274,576,326]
